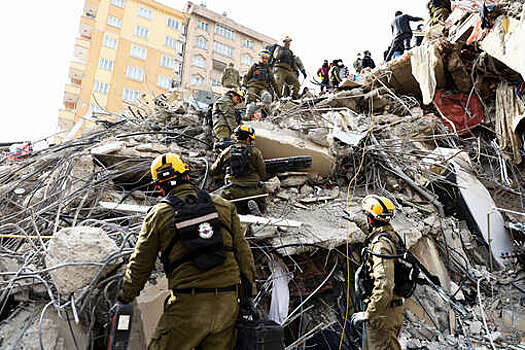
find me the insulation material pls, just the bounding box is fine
[268,257,290,325]
[410,44,446,105]
[495,81,525,164]
[433,89,484,134]
[480,12,525,80]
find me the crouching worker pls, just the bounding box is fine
[349,195,404,350]
[211,125,268,215]
[116,153,256,350]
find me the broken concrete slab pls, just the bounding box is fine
[249,122,335,176]
[45,226,118,295]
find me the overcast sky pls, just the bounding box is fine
[0,0,427,143]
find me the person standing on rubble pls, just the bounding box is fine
[283,54,308,97]
[221,62,240,89]
[353,53,363,74]
[349,195,404,350]
[361,50,376,70]
[116,153,257,350]
[273,36,303,99]
[328,59,344,90]
[211,125,268,216]
[243,50,281,120]
[385,10,424,61]
[317,59,330,92]
[212,89,245,151]
[427,0,452,25]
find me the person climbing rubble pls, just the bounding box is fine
[348,195,405,350]
[211,125,268,215]
[283,54,307,97]
[328,59,344,90]
[317,59,330,92]
[273,36,303,99]
[353,53,363,74]
[385,10,424,61]
[211,89,245,152]
[221,62,240,89]
[116,153,256,350]
[243,50,281,120]
[427,0,451,25]
[361,50,376,70]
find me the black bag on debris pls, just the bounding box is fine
[236,317,284,350]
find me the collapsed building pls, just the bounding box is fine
[1,0,525,349]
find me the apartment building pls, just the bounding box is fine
[182,2,277,96]
[59,0,188,134]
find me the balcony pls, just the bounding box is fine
[75,38,90,49]
[79,17,94,39]
[83,2,98,19]
[69,61,86,80]
[64,84,81,104]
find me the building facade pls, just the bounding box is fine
[59,0,188,134]
[182,2,277,96]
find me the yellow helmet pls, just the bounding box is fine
[361,195,395,222]
[259,50,271,58]
[150,153,189,183]
[234,125,255,141]
[229,89,244,99]
[283,36,292,42]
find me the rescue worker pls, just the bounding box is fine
[353,53,362,74]
[317,59,330,92]
[211,89,244,151]
[273,36,303,99]
[428,0,451,25]
[116,153,257,350]
[361,50,376,70]
[385,11,424,61]
[243,50,281,119]
[211,125,268,215]
[328,59,343,89]
[221,62,240,89]
[349,195,404,350]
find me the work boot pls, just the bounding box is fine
[247,200,262,216]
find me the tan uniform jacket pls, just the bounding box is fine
[221,67,240,88]
[119,183,257,302]
[212,94,238,133]
[243,62,280,96]
[211,140,267,187]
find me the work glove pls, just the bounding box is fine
[302,71,307,80]
[350,311,368,329]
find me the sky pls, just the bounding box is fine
[0,0,428,143]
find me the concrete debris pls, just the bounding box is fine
[2,3,525,349]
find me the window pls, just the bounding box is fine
[190,76,204,86]
[242,39,254,49]
[103,35,118,49]
[123,88,140,102]
[107,16,121,28]
[126,66,144,81]
[160,55,177,69]
[167,17,180,30]
[213,42,233,58]
[215,24,235,40]
[211,78,221,87]
[241,55,253,66]
[195,36,208,49]
[99,58,114,71]
[130,45,147,60]
[158,75,171,89]
[138,6,153,19]
[111,0,124,8]
[197,20,209,31]
[91,103,105,113]
[165,36,183,52]
[93,80,109,94]
[192,56,206,68]
[134,25,150,39]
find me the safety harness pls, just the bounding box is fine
[161,190,233,273]
[249,64,271,83]
[229,145,253,177]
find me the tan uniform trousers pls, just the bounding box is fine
[365,305,404,350]
[274,68,300,99]
[148,290,239,350]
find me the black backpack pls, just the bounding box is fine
[229,145,253,177]
[355,232,419,301]
[160,190,233,273]
[265,44,279,66]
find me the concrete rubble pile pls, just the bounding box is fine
[1,2,525,350]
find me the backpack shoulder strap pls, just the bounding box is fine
[160,194,186,271]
